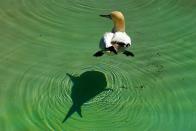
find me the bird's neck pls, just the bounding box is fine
[112,19,125,32]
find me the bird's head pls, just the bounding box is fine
[100,11,125,32]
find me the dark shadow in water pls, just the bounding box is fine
[62,71,111,123]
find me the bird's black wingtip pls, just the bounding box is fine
[93,51,104,57]
[123,51,135,57]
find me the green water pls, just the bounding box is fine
[0,0,196,131]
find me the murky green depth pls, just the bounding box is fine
[0,0,196,131]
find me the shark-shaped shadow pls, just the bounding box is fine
[62,71,111,123]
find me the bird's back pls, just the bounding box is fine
[99,32,131,50]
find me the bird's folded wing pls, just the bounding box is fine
[99,32,114,49]
[112,32,131,45]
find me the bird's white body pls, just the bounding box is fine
[99,32,131,49]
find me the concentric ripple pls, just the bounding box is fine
[0,0,196,130]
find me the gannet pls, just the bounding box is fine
[93,11,134,57]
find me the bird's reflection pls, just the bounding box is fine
[63,71,111,122]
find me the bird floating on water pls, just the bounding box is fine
[93,11,134,57]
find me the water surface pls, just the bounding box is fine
[0,0,196,131]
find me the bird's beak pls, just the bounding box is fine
[100,14,112,19]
